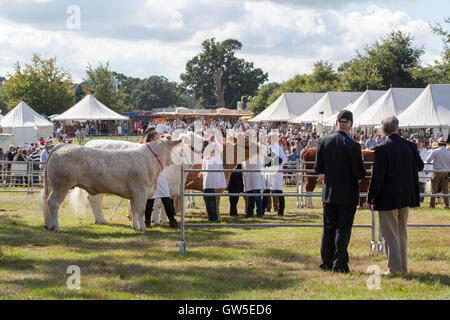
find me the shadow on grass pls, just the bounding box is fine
[0,249,304,299]
[399,273,450,287]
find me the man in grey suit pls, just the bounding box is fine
[368,116,424,275]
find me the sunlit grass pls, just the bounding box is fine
[0,188,448,300]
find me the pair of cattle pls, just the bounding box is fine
[300,147,374,208]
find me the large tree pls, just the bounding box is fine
[180,38,268,109]
[412,17,450,83]
[2,54,73,115]
[113,73,184,110]
[340,31,425,90]
[85,62,123,111]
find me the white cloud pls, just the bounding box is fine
[0,1,443,84]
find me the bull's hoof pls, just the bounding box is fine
[95,221,107,225]
[50,227,60,232]
[44,225,49,230]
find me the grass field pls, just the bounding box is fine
[0,187,449,300]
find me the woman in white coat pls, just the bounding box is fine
[263,132,287,216]
[242,152,266,217]
[144,131,178,228]
[200,140,227,222]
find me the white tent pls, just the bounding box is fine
[323,90,386,126]
[53,94,129,121]
[249,92,325,122]
[355,88,424,127]
[0,101,53,147]
[398,84,450,129]
[290,91,363,124]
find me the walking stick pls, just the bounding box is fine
[109,198,124,221]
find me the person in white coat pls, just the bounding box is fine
[200,139,227,222]
[242,152,266,217]
[144,131,178,228]
[263,132,287,216]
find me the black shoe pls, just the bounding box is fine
[169,219,178,228]
[145,220,151,228]
[319,264,332,272]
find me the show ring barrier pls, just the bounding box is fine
[179,166,450,256]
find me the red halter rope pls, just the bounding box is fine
[146,143,163,170]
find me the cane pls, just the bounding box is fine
[109,198,124,221]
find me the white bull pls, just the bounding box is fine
[40,139,181,232]
[70,137,193,225]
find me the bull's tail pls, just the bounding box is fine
[69,188,89,214]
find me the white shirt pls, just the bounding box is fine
[40,149,49,169]
[426,146,450,171]
[242,155,265,192]
[151,170,170,199]
[418,148,432,183]
[202,149,227,190]
[265,142,286,191]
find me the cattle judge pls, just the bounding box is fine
[368,116,424,275]
[314,110,366,273]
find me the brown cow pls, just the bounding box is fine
[184,134,254,220]
[300,147,373,208]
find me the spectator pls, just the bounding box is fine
[426,138,450,209]
[242,149,265,218]
[365,134,377,150]
[0,147,4,183]
[4,145,16,185]
[368,116,424,275]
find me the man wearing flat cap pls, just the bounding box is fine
[426,137,450,209]
[314,110,366,273]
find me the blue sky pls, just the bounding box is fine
[0,0,448,83]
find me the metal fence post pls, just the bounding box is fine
[300,159,304,208]
[370,209,377,253]
[180,165,186,256]
[378,214,384,254]
[296,160,300,208]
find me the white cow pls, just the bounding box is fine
[70,137,194,225]
[40,139,181,232]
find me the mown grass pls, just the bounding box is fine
[0,188,449,300]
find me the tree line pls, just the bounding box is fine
[0,18,448,117]
[250,19,449,116]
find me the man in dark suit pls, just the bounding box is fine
[314,110,366,273]
[368,116,424,275]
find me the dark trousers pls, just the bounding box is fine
[246,190,263,217]
[144,197,176,225]
[229,196,239,216]
[419,182,426,203]
[203,189,218,221]
[262,190,285,216]
[320,203,356,273]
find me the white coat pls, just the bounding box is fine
[151,170,170,199]
[202,144,227,190]
[264,142,287,191]
[242,155,265,192]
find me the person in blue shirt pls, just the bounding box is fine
[365,134,377,150]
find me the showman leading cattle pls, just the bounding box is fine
[40,139,181,232]
[300,147,374,208]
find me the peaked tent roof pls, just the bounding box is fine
[398,84,450,128]
[355,88,424,127]
[53,94,129,121]
[323,90,386,126]
[0,101,53,128]
[290,91,363,123]
[249,92,325,122]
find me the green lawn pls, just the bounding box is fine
[0,188,449,300]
